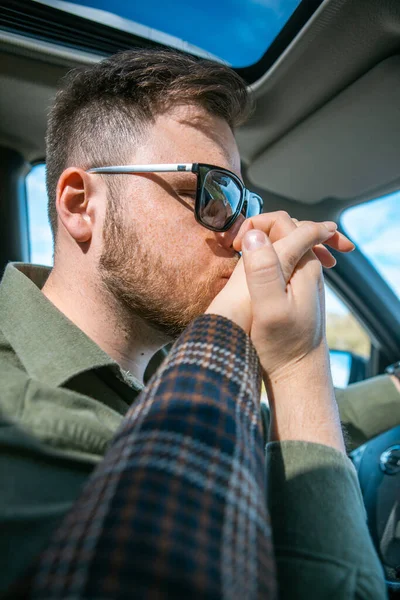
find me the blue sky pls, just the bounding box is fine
[342,192,400,299]
[25,164,400,318]
[42,0,302,66]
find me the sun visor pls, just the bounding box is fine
[248,55,400,203]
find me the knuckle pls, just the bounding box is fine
[249,253,280,282]
[302,221,320,239]
[276,210,291,222]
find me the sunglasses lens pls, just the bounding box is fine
[247,193,263,218]
[199,170,242,230]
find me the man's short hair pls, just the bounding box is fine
[45,48,252,236]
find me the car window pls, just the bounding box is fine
[325,286,370,358]
[26,163,53,266]
[341,191,400,299]
[325,285,371,388]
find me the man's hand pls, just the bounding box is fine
[207,214,341,339]
[234,210,355,268]
[206,215,346,452]
[240,225,328,380]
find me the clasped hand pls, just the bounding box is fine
[207,211,355,385]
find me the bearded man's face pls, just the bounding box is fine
[98,105,244,337]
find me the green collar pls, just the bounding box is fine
[0,263,128,388]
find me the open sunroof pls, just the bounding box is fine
[37,0,306,67]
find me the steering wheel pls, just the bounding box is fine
[350,425,400,597]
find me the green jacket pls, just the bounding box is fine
[0,263,390,598]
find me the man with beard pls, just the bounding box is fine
[0,49,385,598]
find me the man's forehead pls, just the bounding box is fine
[139,105,241,175]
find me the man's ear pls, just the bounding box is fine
[56,167,96,243]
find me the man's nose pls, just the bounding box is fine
[214,214,245,250]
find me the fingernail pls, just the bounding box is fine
[243,230,268,251]
[323,221,337,233]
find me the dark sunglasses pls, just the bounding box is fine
[86,163,263,232]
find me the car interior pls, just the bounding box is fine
[1,0,400,594]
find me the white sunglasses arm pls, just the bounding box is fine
[87,164,194,174]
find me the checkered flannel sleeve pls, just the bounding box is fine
[32,314,276,599]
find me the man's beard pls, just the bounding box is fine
[98,199,235,339]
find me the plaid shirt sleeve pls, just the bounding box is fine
[31,314,276,600]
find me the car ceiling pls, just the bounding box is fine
[1,0,400,220]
